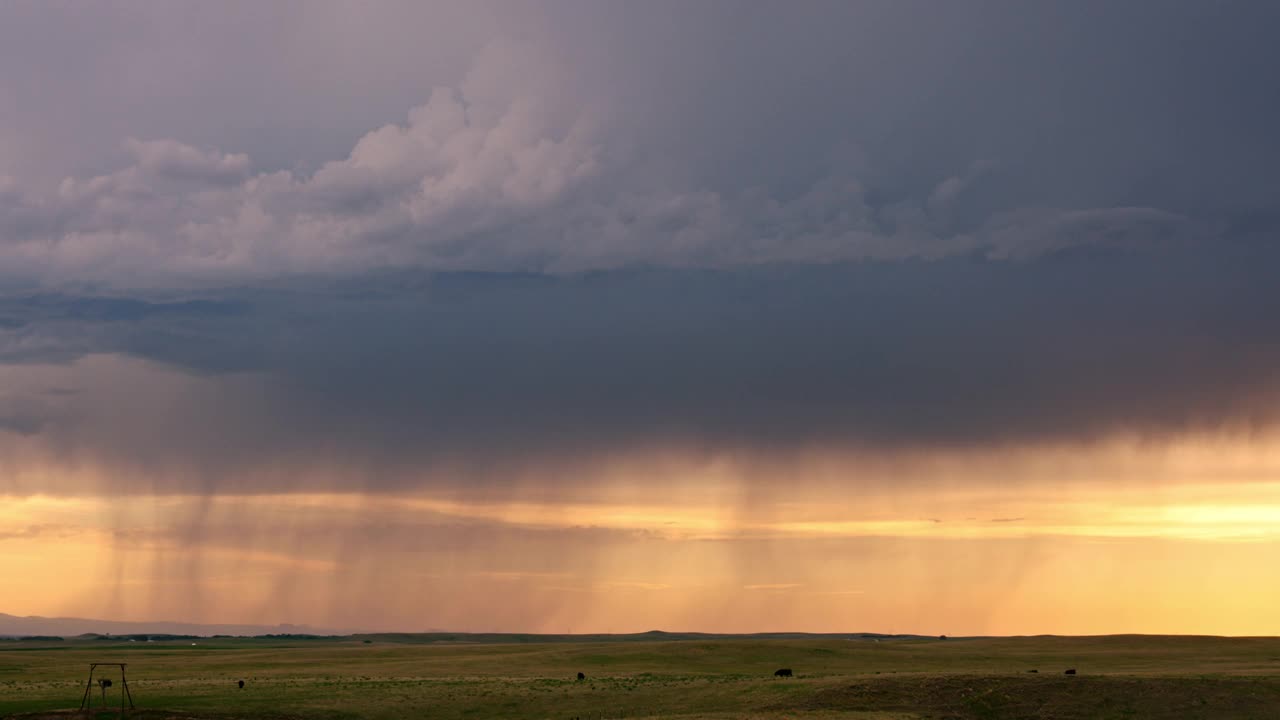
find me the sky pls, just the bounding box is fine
[2,0,1280,635]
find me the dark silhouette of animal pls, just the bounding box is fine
[99,679,112,688]
[1064,668,1077,675]
[1027,669,1039,673]
[774,668,793,678]
[238,679,245,689]
[576,672,585,681]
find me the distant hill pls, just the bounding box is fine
[1,613,947,643]
[343,630,942,644]
[0,612,337,638]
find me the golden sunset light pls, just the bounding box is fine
[5,431,1279,636]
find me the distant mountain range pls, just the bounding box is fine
[1,612,948,642]
[0,612,343,638]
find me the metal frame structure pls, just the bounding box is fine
[79,662,135,713]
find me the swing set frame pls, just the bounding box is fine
[78,662,135,714]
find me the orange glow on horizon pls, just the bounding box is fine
[3,439,1280,637]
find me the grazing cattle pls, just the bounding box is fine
[238,680,245,689]
[774,668,793,678]
[577,672,585,681]
[1027,669,1039,673]
[1064,668,1077,675]
[99,679,112,688]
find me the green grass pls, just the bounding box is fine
[2,635,1279,719]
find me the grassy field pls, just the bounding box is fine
[3,634,1280,719]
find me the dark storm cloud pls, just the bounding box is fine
[2,236,1278,488]
[2,1,1280,487]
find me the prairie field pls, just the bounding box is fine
[2,634,1279,719]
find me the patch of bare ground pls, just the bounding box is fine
[790,674,1280,719]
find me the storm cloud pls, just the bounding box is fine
[2,0,1280,492]
[2,246,1279,495]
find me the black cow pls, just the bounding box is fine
[577,672,585,681]
[774,668,793,678]
[1064,668,1077,675]
[99,679,112,688]
[238,680,245,689]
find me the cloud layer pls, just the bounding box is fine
[1,0,1279,490]
[0,93,1209,286]
[4,1,1278,287]
[2,250,1279,495]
